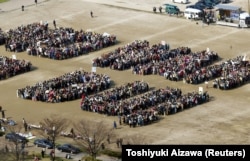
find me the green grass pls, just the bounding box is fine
[0,0,9,3]
[101,149,122,158]
[0,153,72,161]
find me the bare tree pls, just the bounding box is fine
[74,120,115,160]
[39,114,69,161]
[3,124,29,161]
[0,148,9,161]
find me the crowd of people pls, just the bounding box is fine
[92,40,171,70]
[80,80,150,113]
[0,28,6,45]
[92,40,222,84]
[0,56,32,80]
[2,22,117,60]
[212,55,250,90]
[17,70,111,103]
[80,82,210,127]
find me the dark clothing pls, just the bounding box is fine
[2,111,5,118]
[53,20,56,29]
[41,149,45,158]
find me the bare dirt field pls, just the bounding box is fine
[0,0,250,147]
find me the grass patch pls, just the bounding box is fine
[101,149,122,158]
[0,152,72,161]
[82,156,102,161]
[0,0,9,3]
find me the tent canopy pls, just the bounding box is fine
[214,4,241,11]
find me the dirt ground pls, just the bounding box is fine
[0,0,250,146]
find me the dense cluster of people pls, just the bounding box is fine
[0,28,6,45]
[17,70,111,103]
[0,56,32,80]
[80,83,209,127]
[92,40,221,84]
[92,40,171,70]
[212,56,250,90]
[80,81,149,113]
[3,22,117,60]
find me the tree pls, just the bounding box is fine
[2,124,29,161]
[39,114,69,161]
[74,120,115,161]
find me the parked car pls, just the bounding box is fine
[184,8,203,20]
[163,4,181,15]
[221,0,229,3]
[57,144,81,154]
[197,0,215,7]
[0,119,17,126]
[34,138,53,149]
[186,4,206,11]
[5,132,28,144]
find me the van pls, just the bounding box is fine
[184,8,202,20]
[239,12,250,28]
[163,4,180,15]
[172,0,189,4]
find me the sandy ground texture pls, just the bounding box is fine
[0,0,250,147]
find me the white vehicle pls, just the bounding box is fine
[172,0,189,4]
[184,8,202,20]
[239,12,250,28]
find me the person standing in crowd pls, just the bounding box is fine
[118,115,122,125]
[22,118,26,124]
[70,128,75,138]
[53,20,56,29]
[35,0,37,6]
[2,110,5,119]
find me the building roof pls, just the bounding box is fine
[214,4,241,11]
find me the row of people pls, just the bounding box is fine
[3,22,117,60]
[0,28,5,45]
[0,56,32,80]
[17,70,111,103]
[93,40,172,69]
[212,56,250,90]
[92,40,220,84]
[80,80,149,112]
[81,85,209,127]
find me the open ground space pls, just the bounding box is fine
[0,0,250,155]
